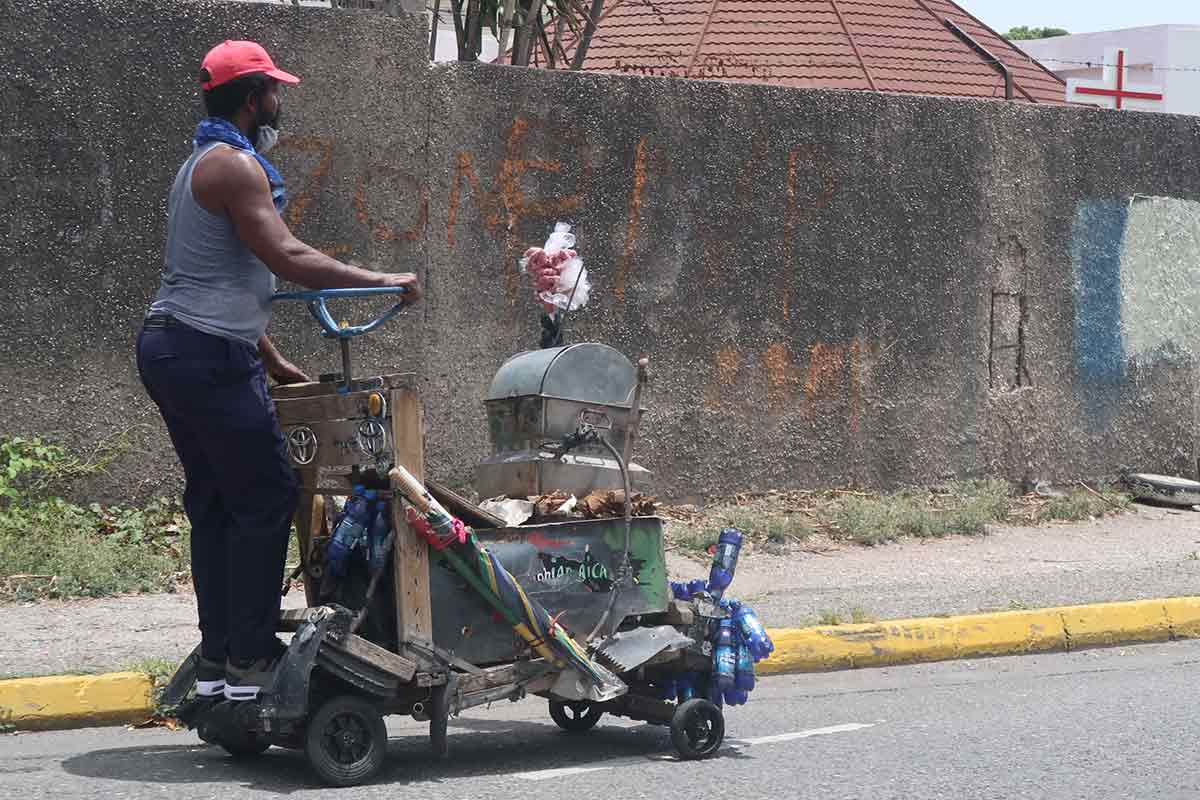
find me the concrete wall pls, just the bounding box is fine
[4,0,1200,503]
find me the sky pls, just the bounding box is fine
[962,0,1197,36]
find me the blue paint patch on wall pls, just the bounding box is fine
[1071,200,1128,382]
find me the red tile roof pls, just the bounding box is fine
[545,0,1067,103]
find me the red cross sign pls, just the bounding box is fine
[1067,47,1164,110]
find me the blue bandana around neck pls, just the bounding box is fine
[193,117,287,212]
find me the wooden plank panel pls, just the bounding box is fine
[390,386,433,651]
[280,418,394,469]
[270,373,416,400]
[275,389,385,426]
[326,633,417,681]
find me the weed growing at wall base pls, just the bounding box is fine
[826,479,1011,546]
[0,436,190,601]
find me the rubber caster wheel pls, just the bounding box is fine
[670,699,724,760]
[305,694,388,787]
[549,699,604,733]
[219,734,271,758]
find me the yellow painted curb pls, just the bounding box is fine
[0,672,153,731]
[760,596,1200,676]
[7,596,1200,731]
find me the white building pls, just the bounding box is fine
[1018,25,1200,116]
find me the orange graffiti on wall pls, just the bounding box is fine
[704,337,880,431]
[615,136,649,299]
[704,344,743,407]
[780,146,838,321]
[762,342,801,407]
[446,116,590,304]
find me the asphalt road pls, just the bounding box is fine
[4,640,1200,798]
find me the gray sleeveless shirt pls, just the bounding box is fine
[149,142,276,346]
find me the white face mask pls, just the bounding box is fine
[256,125,279,155]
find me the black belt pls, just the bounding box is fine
[143,313,181,329]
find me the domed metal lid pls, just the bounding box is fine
[485,343,636,406]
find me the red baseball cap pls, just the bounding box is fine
[200,40,300,91]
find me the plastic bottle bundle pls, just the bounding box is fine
[667,526,774,708]
[326,485,376,578]
[520,222,591,313]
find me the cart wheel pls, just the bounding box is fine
[670,699,724,760]
[219,732,271,758]
[549,699,604,733]
[196,700,270,758]
[429,679,451,760]
[305,694,388,787]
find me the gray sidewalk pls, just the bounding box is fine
[2,504,1198,678]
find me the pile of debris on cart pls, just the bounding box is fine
[480,489,659,527]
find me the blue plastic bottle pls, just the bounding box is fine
[723,687,749,706]
[707,528,743,600]
[676,673,696,702]
[670,581,691,601]
[712,618,737,690]
[367,505,392,573]
[326,487,375,578]
[735,637,756,691]
[687,578,708,598]
[732,602,775,662]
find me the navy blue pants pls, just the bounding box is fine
[136,320,298,663]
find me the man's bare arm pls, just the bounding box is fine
[193,149,420,297]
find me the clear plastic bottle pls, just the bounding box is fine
[367,504,392,573]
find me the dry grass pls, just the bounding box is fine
[662,480,1131,554]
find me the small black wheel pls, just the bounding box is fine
[219,733,271,758]
[670,699,724,760]
[429,678,452,761]
[549,699,604,732]
[305,694,388,787]
[196,700,270,757]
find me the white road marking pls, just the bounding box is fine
[513,722,876,780]
[731,722,877,746]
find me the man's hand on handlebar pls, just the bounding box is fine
[377,271,422,303]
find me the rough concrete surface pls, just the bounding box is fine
[4,2,1200,504]
[3,507,1199,678]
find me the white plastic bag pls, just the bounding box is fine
[520,222,591,312]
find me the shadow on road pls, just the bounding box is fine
[59,716,728,791]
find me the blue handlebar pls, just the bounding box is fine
[270,287,410,339]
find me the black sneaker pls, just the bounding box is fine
[224,640,287,701]
[195,655,226,698]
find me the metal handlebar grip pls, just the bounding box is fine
[270,286,411,339]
